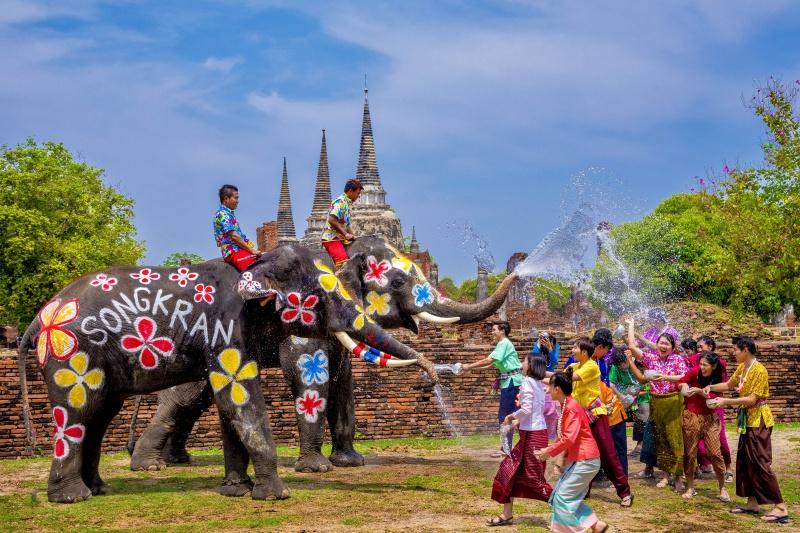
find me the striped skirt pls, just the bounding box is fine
[492,429,553,503]
[549,458,601,533]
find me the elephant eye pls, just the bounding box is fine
[390,277,405,290]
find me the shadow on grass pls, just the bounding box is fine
[98,473,449,497]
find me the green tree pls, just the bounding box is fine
[162,252,206,267]
[0,139,144,329]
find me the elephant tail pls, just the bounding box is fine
[17,322,38,456]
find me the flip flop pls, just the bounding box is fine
[681,489,697,500]
[486,515,513,527]
[620,494,634,507]
[717,493,731,503]
[762,513,790,524]
[729,506,760,515]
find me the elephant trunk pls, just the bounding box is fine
[429,272,517,323]
[334,325,439,382]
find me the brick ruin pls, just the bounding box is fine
[1,321,798,459]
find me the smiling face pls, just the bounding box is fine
[223,191,240,210]
[699,356,714,377]
[656,336,673,357]
[571,344,589,363]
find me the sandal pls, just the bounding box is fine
[730,506,760,515]
[620,494,634,507]
[634,470,654,480]
[486,515,513,526]
[724,471,734,483]
[681,489,697,500]
[762,511,790,524]
[656,477,670,488]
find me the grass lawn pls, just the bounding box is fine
[1,427,798,532]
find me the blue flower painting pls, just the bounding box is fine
[412,282,434,307]
[297,350,329,386]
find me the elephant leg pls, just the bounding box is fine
[208,351,289,501]
[160,383,214,465]
[130,380,209,471]
[217,411,253,497]
[326,345,364,467]
[47,404,93,503]
[281,342,332,473]
[81,398,124,495]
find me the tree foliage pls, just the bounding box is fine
[0,139,144,329]
[162,252,206,267]
[438,272,507,302]
[590,78,800,320]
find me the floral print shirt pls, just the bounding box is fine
[214,205,254,258]
[641,352,687,395]
[321,194,352,242]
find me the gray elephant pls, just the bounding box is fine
[131,236,516,474]
[18,241,437,503]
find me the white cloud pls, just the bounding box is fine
[202,56,244,73]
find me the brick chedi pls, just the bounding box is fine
[301,130,332,248]
[276,157,297,245]
[256,221,278,252]
[348,87,404,249]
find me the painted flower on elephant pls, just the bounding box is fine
[295,390,326,423]
[386,244,425,279]
[168,267,199,287]
[89,273,118,292]
[209,348,259,406]
[120,316,175,370]
[130,268,161,285]
[52,406,85,460]
[237,271,262,293]
[364,256,392,287]
[412,283,435,307]
[53,352,104,409]
[352,303,375,331]
[297,350,329,386]
[314,259,352,300]
[36,298,80,367]
[281,292,319,326]
[365,291,391,316]
[193,283,216,304]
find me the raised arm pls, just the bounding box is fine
[625,318,645,360]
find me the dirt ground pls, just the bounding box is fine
[0,429,798,532]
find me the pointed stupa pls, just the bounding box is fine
[276,157,297,244]
[349,83,403,248]
[302,130,333,247]
[409,226,420,253]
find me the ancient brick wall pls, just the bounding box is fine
[1,328,798,459]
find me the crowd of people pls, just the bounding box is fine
[463,313,789,531]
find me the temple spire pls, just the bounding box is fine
[356,86,381,187]
[310,129,332,214]
[276,157,297,244]
[410,226,420,253]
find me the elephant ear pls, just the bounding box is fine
[337,253,367,306]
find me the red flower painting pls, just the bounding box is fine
[295,390,326,422]
[120,317,175,370]
[364,256,392,287]
[130,268,161,285]
[281,292,319,326]
[194,283,216,304]
[52,406,85,460]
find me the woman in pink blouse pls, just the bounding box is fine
[626,318,687,493]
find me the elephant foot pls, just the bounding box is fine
[295,452,333,473]
[130,453,167,471]
[48,477,92,504]
[162,448,192,465]
[329,449,365,468]
[251,477,290,500]
[87,477,109,496]
[218,475,254,497]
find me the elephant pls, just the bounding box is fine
[130,236,517,473]
[18,241,440,503]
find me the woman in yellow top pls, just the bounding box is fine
[706,336,788,524]
[565,338,632,507]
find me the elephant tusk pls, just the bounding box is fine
[414,312,460,325]
[333,332,417,368]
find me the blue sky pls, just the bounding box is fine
[2,1,800,282]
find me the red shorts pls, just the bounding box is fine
[322,240,349,268]
[225,249,258,271]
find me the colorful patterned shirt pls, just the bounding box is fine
[321,193,353,242]
[641,352,687,394]
[214,205,254,259]
[730,361,774,428]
